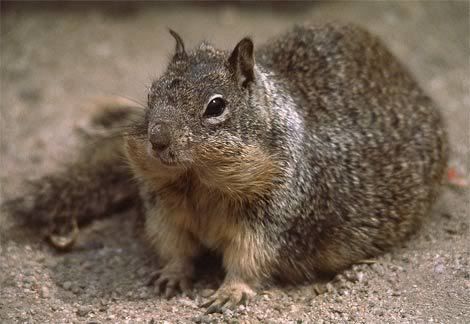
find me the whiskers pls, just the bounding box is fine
[113,95,147,111]
[77,96,150,146]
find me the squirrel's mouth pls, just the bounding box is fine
[146,143,186,168]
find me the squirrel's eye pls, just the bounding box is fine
[204,97,226,118]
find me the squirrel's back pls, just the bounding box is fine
[253,24,447,275]
[257,23,446,192]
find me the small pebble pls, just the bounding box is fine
[62,281,72,290]
[72,285,81,294]
[357,272,365,282]
[76,306,92,317]
[80,261,93,270]
[40,286,50,298]
[434,263,445,274]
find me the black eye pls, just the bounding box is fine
[204,97,226,118]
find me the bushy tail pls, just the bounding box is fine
[2,97,145,249]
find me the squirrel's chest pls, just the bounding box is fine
[148,179,241,250]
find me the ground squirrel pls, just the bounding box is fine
[5,23,447,312]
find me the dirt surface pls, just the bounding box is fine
[0,1,469,323]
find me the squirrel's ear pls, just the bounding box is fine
[228,37,255,87]
[168,29,188,60]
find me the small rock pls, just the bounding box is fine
[76,306,92,317]
[434,263,445,274]
[357,272,365,282]
[341,289,350,296]
[40,286,50,298]
[80,261,93,270]
[62,281,72,290]
[72,285,81,294]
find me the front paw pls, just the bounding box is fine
[147,262,193,299]
[201,281,255,314]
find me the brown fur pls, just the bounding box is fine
[125,132,283,291]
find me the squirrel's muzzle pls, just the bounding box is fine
[149,122,171,152]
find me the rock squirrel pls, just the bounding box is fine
[4,23,447,312]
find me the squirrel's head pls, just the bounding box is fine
[127,30,280,198]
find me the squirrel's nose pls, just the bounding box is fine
[149,123,171,152]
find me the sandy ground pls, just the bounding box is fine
[0,1,469,323]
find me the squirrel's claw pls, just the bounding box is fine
[147,268,193,299]
[201,281,254,314]
[47,221,79,251]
